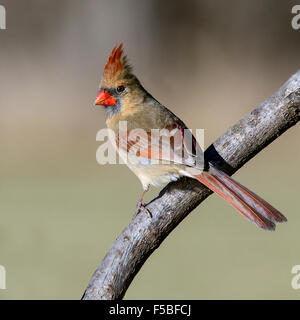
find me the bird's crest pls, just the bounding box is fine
[101,43,132,87]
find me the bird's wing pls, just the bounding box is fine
[116,121,204,169]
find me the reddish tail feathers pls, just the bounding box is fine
[194,167,287,230]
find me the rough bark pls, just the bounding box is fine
[82,70,300,300]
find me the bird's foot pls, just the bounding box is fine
[135,201,152,218]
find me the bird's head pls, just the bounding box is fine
[95,44,144,117]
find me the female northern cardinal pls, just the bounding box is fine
[95,44,287,230]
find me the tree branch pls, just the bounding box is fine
[82,70,300,300]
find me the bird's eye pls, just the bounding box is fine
[116,85,125,94]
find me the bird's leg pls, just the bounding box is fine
[135,185,152,218]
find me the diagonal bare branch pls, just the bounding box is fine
[82,70,300,300]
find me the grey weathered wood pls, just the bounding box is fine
[82,70,300,300]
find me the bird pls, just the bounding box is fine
[94,43,287,231]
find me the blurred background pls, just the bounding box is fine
[0,0,299,299]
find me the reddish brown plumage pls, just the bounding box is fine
[101,44,132,87]
[194,171,286,230]
[104,44,124,78]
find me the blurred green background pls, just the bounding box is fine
[0,0,299,299]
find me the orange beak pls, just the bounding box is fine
[94,89,117,106]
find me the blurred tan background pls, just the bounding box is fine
[0,0,299,299]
